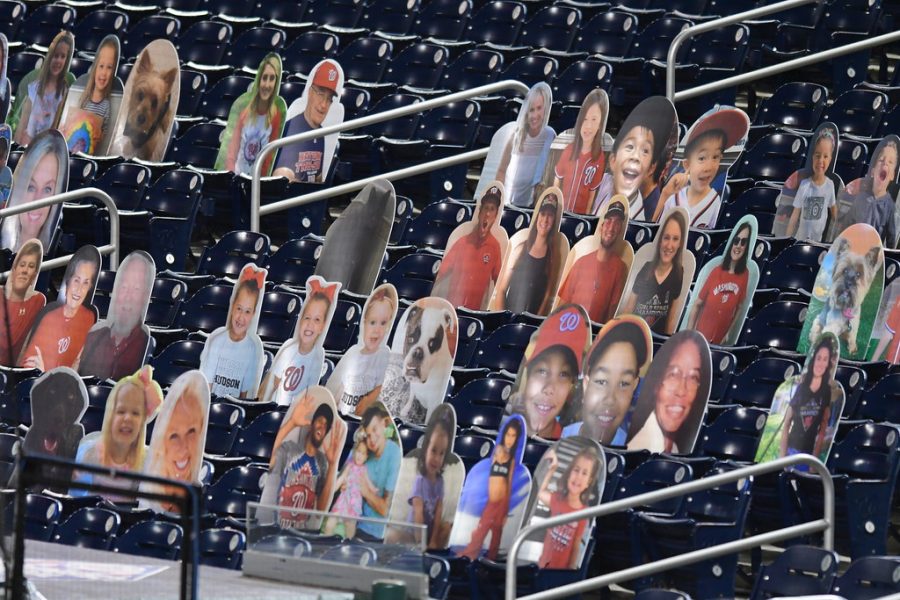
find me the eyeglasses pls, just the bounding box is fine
[662,366,701,390]
[732,236,749,247]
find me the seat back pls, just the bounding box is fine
[750,545,839,599]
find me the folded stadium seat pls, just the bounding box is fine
[695,406,766,464]
[515,5,582,54]
[145,277,189,330]
[633,590,692,600]
[635,464,752,598]
[0,378,31,427]
[172,69,208,121]
[52,507,121,551]
[151,339,205,387]
[382,42,451,92]
[195,230,272,280]
[402,200,471,248]
[440,48,504,92]
[501,54,559,93]
[397,424,425,453]
[559,213,592,246]
[17,3,76,48]
[173,284,235,336]
[456,307,513,336]
[572,10,638,57]
[166,121,225,170]
[833,363,866,419]
[821,89,890,139]
[73,9,129,55]
[453,315,484,368]
[199,527,246,569]
[453,432,495,472]
[90,270,117,318]
[229,412,282,463]
[737,300,808,350]
[451,375,512,410]
[752,81,829,133]
[304,0,366,29]
[466,0,527,48]
[731,132,808,184]
[0,0,25,40]
[320,298,361,354]
[386,553,450,600]
[717,186,780,231]
[255,289,302,351]
[336,36,394,95]
[205,401,246,456]
[749,545,839,600]
[876,104,900,138]
[321,542,379,566]
[6,50,42,90]
[361,0,421,36]
[266,238,324,289]
[721,356,801,409]
[499,205,530,239]
[854,373,900,424]
[757,242,824,293]
[196,74,253,121]
[340,84,371,123]
[381,251,444,302]
[832,555,900,599]
[204,0,257,18]
[448,396,503,431]
[281,31,339,78]
[473,323,537,372]
[251,533,314,558]
[114,520,183,561]
[204,463,267,519]
[707,348,737,403]
[224,26,286,71]
[93,162,153,212]
[411,0,472,42]
[386,196,414,246]
[81,383,112,435]
[177,20,233,67]
[0,433,17,483]
[4,493,62,542]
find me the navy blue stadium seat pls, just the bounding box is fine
[82,383,113,435]
[473,323,536,372]
[322,298,362,353]
[177,20,233,66]
[115,520,183,561]
[124,16,181,61]
[196,230,271,279]
[757,243,824,293]
[167,121,225,169]
[517,6,581,53]
[738,301,808,350]
[0,0,26,40]
[752,82,828,131]
[198,74,253,121]
[441,49,504,91]
[695,407,766,464]
[18,3,76,48]
[362,0,421,35]
[633,591,691,600]
[383,42,450,90]
[281,31,339,77]
[176,69,208,118]
[731,132,808,183]
[337,37,393,84]
[52,507,121,551]
[151,340,205,388]
[854,373,900,423]
[256,290,302,350]
[831,555,900,599]
[573,10,638,57]
[174,284,234,334]
[224,26,286,71]
[6,493,62,542]
[266,238,323,288]
[94,162,153,212]
[199,528,246,569]
[467,1,527,47]
[206,402,246,455]
[321,542,379,565]
[722,357,802,409]
[205,464,267,518]
[381,252,442,301]
[412,0,472,41]
[304,0,366,28]
[147,277,189,329]
[820,89,889,138]
[73,9,128,55]
[749,545,839,600]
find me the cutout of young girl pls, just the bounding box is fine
[681,215,760,346]
[215,52,287,176]
[324,437,376,538]
[626,330,711,454]
[755,333,844,466]
[771,123,841,240]
[18,244,100,371]
[616,207,695,335]
[0,34,10,123]
[836,135,900,247]
[385,403,463,550]
[71,365,163,500]
[522,437,604,569]
[504,304,591,440]
[451,414,531,561]
[491,188,570,315]
[199,263,267,399]
[379,296,457,425]
[328,283,398,416]
[654,106,750,229]
[0,239,45,365]
[60,35,122,155]
[12,31,75,146]
[259,276,340,405]
[562,315,652,444]
[1,129,69,253]
[140,369,210,513]
[550,89,609,214]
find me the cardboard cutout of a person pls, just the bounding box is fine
[0,238,45,365]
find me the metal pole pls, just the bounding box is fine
[250,79,531,231]
[505,453,833,600]
[665,0,817,100]
[673,29,900,102]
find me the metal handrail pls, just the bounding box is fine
[505,453,834,600]
[249,79,531,231]
[673,30,900,102]
[0,187,120,273]
[665,0,817,100]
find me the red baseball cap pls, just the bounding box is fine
[526,304,590,373]
[311,60,341,96]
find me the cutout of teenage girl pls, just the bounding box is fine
[59,35,123,155]
[0,239,45,365]
[616,207,695,335]
[71,365,163,500]
[384,403,464,550]
[259,276,341,405]
[681,215,760,346]
[562,315,652,444]
[835,134,900,247]
[491,188,569,315]
[548,89,610,214]
[626,330,711,454]
[215,52,287,176]
[451,414,531,561]
[11,30,75,146]
[328,283,398,416]
[771,123,842,240]
[0,34,10,123]
[1,129,69,253]
[477,82,555,208]
[521,436,604,569]
[199,264,266,399]
[18,245,100,371]
[504,304,591,440]
[140,370,210,513]
[755,333,844,466]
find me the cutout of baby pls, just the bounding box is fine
[591,96,679,222]
[59,34,123,155]
[835,134,900,248]
[431,182,510,310]
[76,250,155,381]
[681,215,760,346]
[273,59,345,183]
[261,386,347,531]
[18,244,100,371]
[554,196,633,324]
[755,332,844,466]
[616,206,696,335]
[259,276,341,405]
[378,296,458,425]
[0,239,45,366]
[214,52,287,176]
[384,403,464,550]
[0,34,10,123]
[771,123,841,241]
[562,315,652,444]
[1,128,69,253]
[654,106,750,228]
[71,365,164,500]
[199,263,267,399]
[11,30,75,146]
[328,283,399,417]
[490,187,570,315]
[20,367,87,492]
[520,436,604,569]
[140,369,210,513]
[504,304,592,440]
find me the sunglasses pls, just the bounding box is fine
[732,236,750,247]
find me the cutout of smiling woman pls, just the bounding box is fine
[0,238,45,365]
